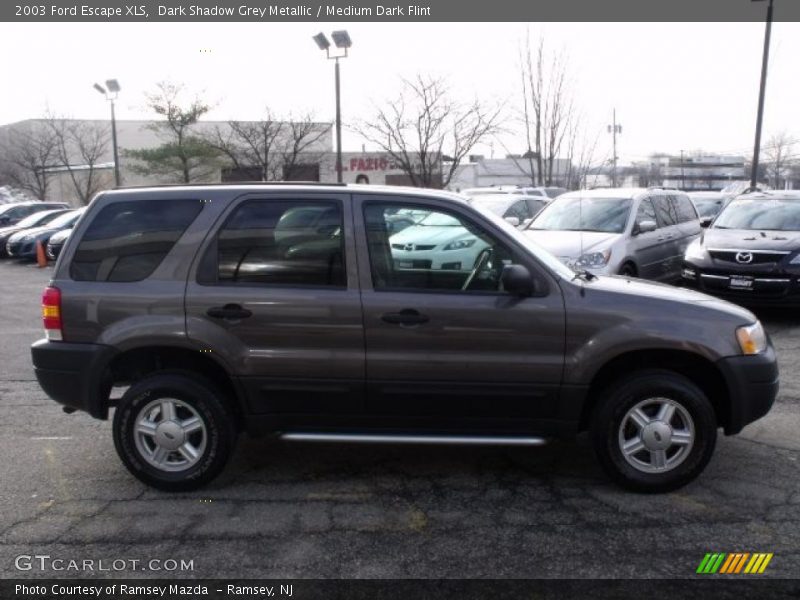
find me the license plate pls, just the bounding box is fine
[729,276,753,290]
[397,260,414,269]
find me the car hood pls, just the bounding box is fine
[0,224,26,238]
[48,229,71,244]
[390,225,471,247]
[584,274,756,322]
[701,227,800,251]
[523,230,620,259]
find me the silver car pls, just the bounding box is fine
[523,187,702,280]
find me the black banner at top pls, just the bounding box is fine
[3,0,800,22]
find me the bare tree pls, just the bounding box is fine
[125,82,219,183]
[354,75,503,188]
[203,111,331,181]
[46,114,111,205]
[0,121,58,199]
[764,131,796,189]
[518,33,576,186]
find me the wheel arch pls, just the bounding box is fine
[578,349,730,433]
[103,345,246,428]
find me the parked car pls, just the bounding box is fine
[388,208,489,272]
[524,188,702,280]
[0,201,68,226]
[688,191,730,223]
[461,186,565,199]
[45,227,73,260]
[6,208,85,259]
[682,190,800,305]
[31,184,777,493]
[0,209,71,257]
[467,193,550,227]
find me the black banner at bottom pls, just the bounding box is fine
[2,579,800,600]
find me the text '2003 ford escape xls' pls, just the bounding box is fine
[31,184,778,492]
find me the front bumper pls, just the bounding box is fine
[715,344,779,435]
[682,262,800,306]
[31,339,116,419]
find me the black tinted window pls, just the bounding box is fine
[71,199,202,282]
[215,200,345,287]
[672,195,698,222]
[653,195,677,226]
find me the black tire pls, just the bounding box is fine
[112,371,237,492]
[590,369,717,493]
[618,262,637,277]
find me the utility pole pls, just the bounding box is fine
[608,109,622,187]
[680,149,685,190]
[751,0,774,189]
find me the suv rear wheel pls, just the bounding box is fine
[590,369,717,492]
[112,371,237,491]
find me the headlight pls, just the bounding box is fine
[789,254,800,265]
[443,238,477,251]
[576,249,611,268]
[736,322,767,355]
[685,242,707,261]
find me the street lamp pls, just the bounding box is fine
[750,0,774,189]
[94,79,121,187]
[313,30,352,183]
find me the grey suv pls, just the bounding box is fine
[31,184,778,492]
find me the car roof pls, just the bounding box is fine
[559,187,650,199]
[734,190,800,201]
[102,183,470,204]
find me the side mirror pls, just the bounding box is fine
[501,264,536,297]
[504,216,521,227]
[636,220,657,234]
[700,217,713,228]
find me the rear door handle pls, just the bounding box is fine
[207,304,253,320]
[381,309,429,326]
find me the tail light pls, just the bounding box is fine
[42,286,62,341]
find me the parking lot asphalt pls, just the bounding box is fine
[0,259,798,579]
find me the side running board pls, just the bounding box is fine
[278,433,547,446]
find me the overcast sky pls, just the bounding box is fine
[1,21,798,165]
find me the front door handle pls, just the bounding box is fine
[207,304,253,320]
[381,308,429,326]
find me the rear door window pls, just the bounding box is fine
[70,199,202,282]
[209,200,346,287]
[653,195,677,227]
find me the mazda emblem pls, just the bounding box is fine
[736,252,753,264]
[404,244,414,252]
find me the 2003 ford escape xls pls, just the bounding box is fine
[30,184,779,492]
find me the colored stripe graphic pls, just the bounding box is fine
[698,552,772,574]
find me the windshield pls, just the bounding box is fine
[49,210,82,228]
[544,188,567,198]
[15,210,64,228]
[693,199,723,218]
[713,199,800,231]
[530,196,632,233]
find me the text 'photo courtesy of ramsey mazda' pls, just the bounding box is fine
[683,191,800,305]
[29,184,777,493]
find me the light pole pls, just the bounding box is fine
[750,0,774,189]
[313,30,351,184]
[94,79,121,187]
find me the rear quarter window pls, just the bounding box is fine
[70,199,202,282]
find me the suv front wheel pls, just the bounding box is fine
[113,371,237,491]
[591,369,717,492]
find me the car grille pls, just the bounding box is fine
[708,249,790,265]
[697,271,793,297]
[391,244,437,251]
